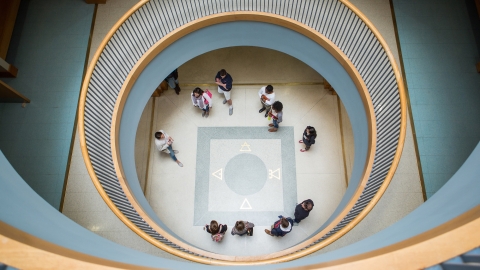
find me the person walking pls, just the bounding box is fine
[191,87,213,118]
[215,69,233,115]
[268,101,283,132]
[299,126,317,152]
[258,85,275,118]
[294,199,314,223]
[165,69,181,95]
[154,130,183,167]
[231,220,254,236]
[264,216,293,237]
[204,220,228,242]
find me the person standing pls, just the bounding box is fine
[265,216,293,237]
[215,69,233,115]
[204,220,228,242]
[191,87,213,118]
[299,126,317,152]
[154,130,183,167]
[258,85,275,118]
[165,69,181,95]
[294,199,314,223]
[231,220,254,236]
[268,101,283,132]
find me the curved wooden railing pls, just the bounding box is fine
[78,0,406,264]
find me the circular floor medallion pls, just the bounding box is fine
[224,153,268,196]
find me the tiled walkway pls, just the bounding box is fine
[140,84,347,256]
[393,0,480,198]
[0,0,94,209]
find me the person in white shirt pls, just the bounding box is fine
[258,85,275,118]
[191,87,213,118]
[154,130,183,167]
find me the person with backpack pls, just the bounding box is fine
[299,126,317,152]
[264,215,293,237]
[204,220,227,242]
[191,87,213,118]
[231,220,254,236]
[294,199,314,223]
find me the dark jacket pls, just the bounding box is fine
[294,199,314,222]
[206,224,227,234]
[271,216,293,237]
[166,69,178,80]
[215,72,233,91]
[303,128,316,147]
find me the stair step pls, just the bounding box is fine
[462,255,480,263]
[441,262,480,270]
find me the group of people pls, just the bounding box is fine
[204,199,314,242]
[157,68,318,166]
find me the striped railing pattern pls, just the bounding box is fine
[83,0,401,261]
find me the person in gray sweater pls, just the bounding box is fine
[230,220,254,236]
[268,101,283,132]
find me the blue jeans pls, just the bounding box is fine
[273,119,279,128]
[167,77,178,89]
[166,145,177,161]
[202,106,210,112]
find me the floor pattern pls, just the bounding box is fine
[194,127,297,226]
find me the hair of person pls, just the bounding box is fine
[192,87,204,95]
[154,131,163,139]
[307,126,317,137]
[219,69,227,76]
[281,217,289,228]
[305,201,313,211]
[272,101,283,112]
[235,221,245,231]
[210,220,219,234]
[266,85,274,93]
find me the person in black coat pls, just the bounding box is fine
[299,126,317,152]
[294,199,314,223]
[165,69,181,95]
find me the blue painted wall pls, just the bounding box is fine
[392,0,480,198]
[0,0,94,209]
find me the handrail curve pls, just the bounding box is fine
[78,0,406,264]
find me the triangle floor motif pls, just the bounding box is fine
[240,198,252,209]
[212,168,223,180]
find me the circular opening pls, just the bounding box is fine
[133,46,355,256]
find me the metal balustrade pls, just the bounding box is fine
[81,0,403,263]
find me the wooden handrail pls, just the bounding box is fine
[79,0,406,264]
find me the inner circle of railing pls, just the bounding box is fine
[80,0,404,264]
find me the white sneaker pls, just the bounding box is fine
[229,107,233,115]
[223,98,227,104]
[177,162,183,167]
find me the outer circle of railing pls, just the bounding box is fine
[79,0,405,265]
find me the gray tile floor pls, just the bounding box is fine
[195,128,296,225]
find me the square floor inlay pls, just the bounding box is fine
[194,127,297,226]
